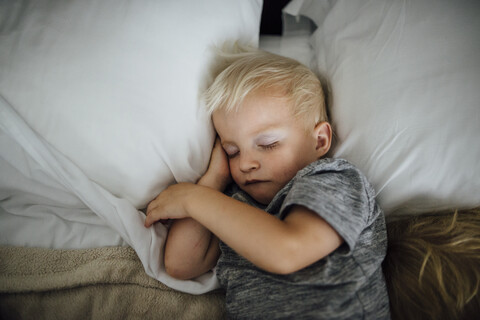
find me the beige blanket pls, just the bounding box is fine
[0,246,225,319]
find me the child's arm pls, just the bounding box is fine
[162,215,219,280]
[150,139,230,280]
[145,182,344,275]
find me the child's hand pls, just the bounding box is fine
[144,183,196,227]
[200,137,231,190]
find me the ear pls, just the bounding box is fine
[313,122,332,158]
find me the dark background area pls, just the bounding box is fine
[260,0,290,35]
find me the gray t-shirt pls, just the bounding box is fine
[216,158,390,319]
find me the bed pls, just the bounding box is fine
[1,0,479,319]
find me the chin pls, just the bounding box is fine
[238,182,277,205]
[249,189,275,205]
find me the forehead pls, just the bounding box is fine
[212,91,296,135]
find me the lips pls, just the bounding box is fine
[245,179,265,186]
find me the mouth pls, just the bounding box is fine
[245,179,265,186]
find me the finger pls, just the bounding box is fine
[146,192,165,216]
[146,200,157,217]
[214,136,222,150]
[216,137,225,149]
[145,208,160,227]
[144,213,152,227]
[144,204,165,227]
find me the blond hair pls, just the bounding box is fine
[383,208,480,320]
[203,44,328,129]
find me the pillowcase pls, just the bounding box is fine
[286,0,480,216]
[0,0,262,208]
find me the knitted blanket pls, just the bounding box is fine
[0,246,225,319]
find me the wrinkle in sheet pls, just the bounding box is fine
[371,0,407,63]
[0,95,219,294]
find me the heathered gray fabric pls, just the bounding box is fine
[217,158,390,319]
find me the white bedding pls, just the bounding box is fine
[1,0,479,297]
[0,97,219,294]
[0,10,293,297]
[0,0,262,295]
[285,0,480,216]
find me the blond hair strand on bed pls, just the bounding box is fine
[383,208,480,320]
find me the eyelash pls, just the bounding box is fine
[225,142,279,159]
[260,142,279,150]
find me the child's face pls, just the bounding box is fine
[213,90,330,205]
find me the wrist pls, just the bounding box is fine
[198,172,228,191]
[183,184,216,221]
[181,183,202,218]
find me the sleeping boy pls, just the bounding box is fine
[145,47,390,319]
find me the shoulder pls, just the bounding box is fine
[292,158,376,204]
[297,158,366,180]
[282,158,375,214]
[281,158,384,249]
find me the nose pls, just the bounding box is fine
[239,151,260,173]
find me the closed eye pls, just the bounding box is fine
[260,142,279,150]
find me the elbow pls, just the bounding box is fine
[164,257,197,280]
[163,240,199,280]
[258,237,312,275]
[165,265,192,280]
[164,250,217,280]
[258,246,305,275]
[163,247,194,280]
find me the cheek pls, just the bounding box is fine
[275,164,299,181]
[267,157,294,178]
[270,153,309,180]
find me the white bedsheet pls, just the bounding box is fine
[0,96,219,294]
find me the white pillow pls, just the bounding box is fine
[287,0,480,216]
[0,0,262,208]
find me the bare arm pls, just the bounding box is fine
[146,183,343,275]
[148,139,230,280]
[163,216,219,280]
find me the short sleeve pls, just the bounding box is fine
[280,168,372,252]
